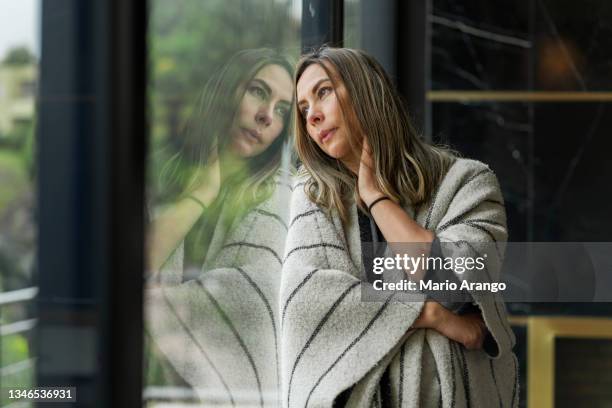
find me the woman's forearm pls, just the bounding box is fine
[413,301,486,350]
[368,198,434,244]
[367,198,434,281]
[148,162,221,272]
[147,198,207,272]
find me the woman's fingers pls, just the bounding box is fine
[357,138,383,203]
[360,138,374,167]
[460,314,486,350]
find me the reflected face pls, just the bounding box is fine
[228,64,293,158]
[297,63,355,163]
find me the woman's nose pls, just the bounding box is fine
[255,107,272,127]
[308,109,323,126]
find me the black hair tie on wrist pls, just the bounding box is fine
[187,195,207,211]
[367,196,390,213]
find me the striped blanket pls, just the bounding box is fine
[280,158,519,407]
[146,173,293,406]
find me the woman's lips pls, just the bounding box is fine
[241,128,261,143]
[320,128,337,143]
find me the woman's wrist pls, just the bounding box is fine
[361,190,385,208]
[367,196,391,213]
[415,301,446,330]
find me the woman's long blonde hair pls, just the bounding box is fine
[295,47,455,223]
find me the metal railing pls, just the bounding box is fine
[0,287,38,385]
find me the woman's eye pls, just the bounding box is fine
[317,86,331,98]
[300,107,309,118]
[248,85,266,100]
[274,105,289,117]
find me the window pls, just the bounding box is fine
[144,1,302,405]
[0,0,39,404]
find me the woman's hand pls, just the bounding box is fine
[147,159,221,273]
[441,312,487,350]
[190,159,221,206]
[414,302,487,350]
[357,139,383,206]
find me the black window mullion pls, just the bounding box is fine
[301,0,344,52]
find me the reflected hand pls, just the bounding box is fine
[190,158,221,207]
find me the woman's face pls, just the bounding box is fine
[228,64,293,158]
[297,63,357,165]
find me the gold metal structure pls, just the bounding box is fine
[524,316,612,408]
[427,91,612,102]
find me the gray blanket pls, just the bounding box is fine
[146,158,519,407]
[280,158,518,408]
[146,172,292,406]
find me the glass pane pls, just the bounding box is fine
[344,0,361,48]
[0,0,40,403]
[144,1,301,406]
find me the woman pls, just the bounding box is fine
[281,47,517,407]
[146,48,295,406]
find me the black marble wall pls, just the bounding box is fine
[430,0,612,243]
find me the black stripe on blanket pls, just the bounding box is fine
[463,218,505,229]
[446,240,515,350]
[287,281,360,407]
[289,209,326,228]
[275,180,294,191]
[196,280,264,408]
[425,160,461,229]
[425,187,441,230]
[221,242,282,265]
[435,359,443,408]
[455,343,471,408]
[424,335,443,408]
[449,340,456,408]
[461,221,501,241]
[160,288,236,406]
[371,387,380,408]
[435,169,496,232]
[484,198,504,207]
[462,254,514,353]
[281,268,320,327]
[283,243,345,263]
[436,200,501,234]
[399,342,406,407]
[459,221,502,258]
[511,353,518,408]
[304,295,395,408]
[254,208,288,230]
[489,359,502,408]
[463,167,492,187]
[293,181,307,191]
[235,267,281,393]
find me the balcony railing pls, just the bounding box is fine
[0,286,38,391]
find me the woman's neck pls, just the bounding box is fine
[341,152,361,175]
[219,150,248,183]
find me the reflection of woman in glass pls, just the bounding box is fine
[146,48,294,406]
[282,47,517,407]
[148,48,294,275]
